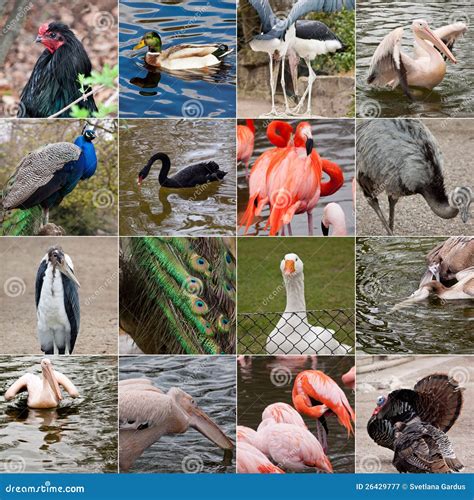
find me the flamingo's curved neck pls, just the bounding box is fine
[267,121,293,147]
[283,273,306,312]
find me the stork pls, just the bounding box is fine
[247,0,354,115]
[36,246,80,355]
[1,128,97,231]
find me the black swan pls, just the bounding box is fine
[137,153,227,188]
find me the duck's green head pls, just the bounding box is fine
[134,31,162,53]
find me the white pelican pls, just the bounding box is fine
[368,19,467,99]
[4,359,79,409]
[266,254,350,355]
[36,246,80,355]
[119,378,233,472]
[392,268,474,311]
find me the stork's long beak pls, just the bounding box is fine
[188,406,233,450]
[43,362,63,401]
[424,26,457,63]
[58,260,81,288]
[133,39,146,50]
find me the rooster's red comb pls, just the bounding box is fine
[38,23,50,36]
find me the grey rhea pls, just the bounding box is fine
[356,119,472,235]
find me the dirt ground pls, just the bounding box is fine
[356,120,474,236]
[0,237,118,354]
[356,356,474,473]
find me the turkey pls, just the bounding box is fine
[119,237,236,354]
[1,129,97,235]
[392,421,464,473]
[367,373,464,473]
[19,22,97,118]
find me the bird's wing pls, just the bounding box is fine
[237,442,285,474]
[367,27,412,96]
[248,0,278,33]
[119,389,173,430]
[286,0,354,28]
[434,22,467,54]
[455,266,474,282]
[54,371,79,397]
[163,44,222,60]
[35,259,48,308]
[61,273,80,354]
[4,374,36,400]
[2,143,82,209]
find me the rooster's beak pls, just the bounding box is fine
[35,35,42,43]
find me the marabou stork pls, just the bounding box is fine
[36,246,80,355]
[1,128,97,232]
[247,0,353,115]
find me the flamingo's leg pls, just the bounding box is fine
[287,223,293,236]
[307,211,314,236]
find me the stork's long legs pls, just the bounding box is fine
[280,55,292,115]
[367,197,393,235]
[264,54,281,116]
[292,58,316,115]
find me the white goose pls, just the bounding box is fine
[266,253,350,355]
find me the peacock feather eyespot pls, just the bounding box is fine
[189,296,209,315]
[217,314,231,333]
[182,276,203,296]
[190,254,211,275]
[199,318,215,337]
[225,252,232,265]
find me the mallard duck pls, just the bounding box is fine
[133,31,233,71]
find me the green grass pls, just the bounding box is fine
[237,238,355,353]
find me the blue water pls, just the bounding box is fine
[119,0,236,118]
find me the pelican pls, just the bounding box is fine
[119,378,233,472]
[247,0,354,115]
[421,236,474,285]
[368,20,467,99]
[36,246,80,355]
[4,358,79,409]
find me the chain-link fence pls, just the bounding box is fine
[238,309,355,355]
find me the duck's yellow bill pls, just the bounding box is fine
[134,39,146,50]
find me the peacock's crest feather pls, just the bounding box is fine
[120,236,236,354]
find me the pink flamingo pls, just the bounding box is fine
[321,202,347,236]
[237,441,285,473]
[342,366,355,390]
[237,119,255,179]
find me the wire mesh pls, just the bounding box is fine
[238,309,355,355]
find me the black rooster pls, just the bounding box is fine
[18,22,98,118]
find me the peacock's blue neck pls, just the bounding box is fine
[74,135,97,179]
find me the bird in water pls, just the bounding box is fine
[133,31,233,71]
[5,358,79,409]
[119,237,236,354]
[357,119,472,235]
[119,378,233,472]
[367,373,464,473]
[137,152,227,189]
[1,128,97,235]
[36,246,80,355]
[237,119,255,180]
[19,22,97,118]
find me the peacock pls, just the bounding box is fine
[1,128,97,235]
[119,237,236,354]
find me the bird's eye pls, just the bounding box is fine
[49,32,56,38]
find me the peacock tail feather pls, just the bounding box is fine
[119,236,236,354]
[0,207,42,235]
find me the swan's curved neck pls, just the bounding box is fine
[140,153,171,184]
[283,273,306,312]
